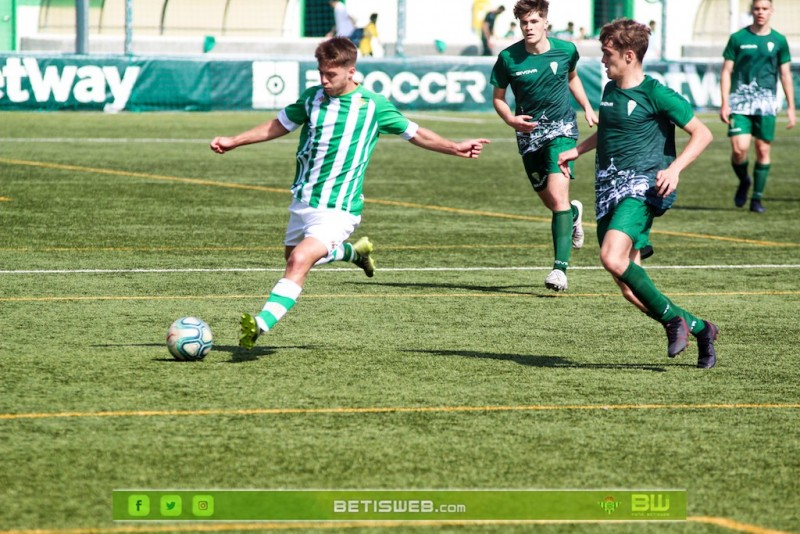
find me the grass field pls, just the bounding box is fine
[1,110,799,534]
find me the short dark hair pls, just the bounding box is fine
[599,18,650,63]
[513,0,548,19]
[315,37,358,68]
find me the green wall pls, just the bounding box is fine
[0,0,15,51]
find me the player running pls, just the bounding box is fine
[490,0,598,292]
[720,0,795,213]
[558,19,719,368]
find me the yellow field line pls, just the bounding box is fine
[0,196,11,201]
[2,290,800,304]
[1,157,795,248]
[0,517,792,534]
[0,157,287,194]
[2,403,798,421]
[688,516,794,534]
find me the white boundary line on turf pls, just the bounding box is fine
[2,264,800,275]
[0,137,516,144]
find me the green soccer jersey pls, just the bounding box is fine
[278,84,417,216]
[595,76,694,219]
[723,28,791,116]
[490,38,579,154]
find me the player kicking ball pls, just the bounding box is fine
[558,19,719,368]
[210,37,489,349]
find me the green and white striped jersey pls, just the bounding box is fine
[278,84,418,215]
[723,28,791,116]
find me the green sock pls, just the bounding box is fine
[752,162,770,200]
[618,262,705,333]
[552,209,572,272]
[618,262,673,320]
[732,159,749,182]
[256,278,302,331]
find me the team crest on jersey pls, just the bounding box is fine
[549,61,558,75]
[767,42,775,52]
[627,100,637,116]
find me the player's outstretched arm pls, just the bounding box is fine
[409,127,490,159]
[210,119,290,154]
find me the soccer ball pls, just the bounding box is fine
[166,317,213,361]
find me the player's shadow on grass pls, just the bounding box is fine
[764,197,800,203]
[350,281,550,295]
[672,205,737,211]
[93,342,289,363]
[413,349,670,372]
[219,344,319,363]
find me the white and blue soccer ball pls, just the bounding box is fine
[166,317,213,361]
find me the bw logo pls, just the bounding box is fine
[632,493,670,513]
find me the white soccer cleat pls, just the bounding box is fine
[571,199,584,249]
[544,269,568,292]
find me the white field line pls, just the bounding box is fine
[2,264,800,275]
[6,136,800,144]
[0,137,515,144]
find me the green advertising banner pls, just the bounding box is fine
[113,489,687,522]
[1,54,798,113]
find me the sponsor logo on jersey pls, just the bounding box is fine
[600,101,614,107]
[512,68,539,77]
[740,44,758,49]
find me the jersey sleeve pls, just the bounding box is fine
[778,34,792,64]
[277,86,317,132]
[650,81,694,128]
[490,54,510,89]
[373,94,418,139]
[568,42,579,71]
[722,34,736,61]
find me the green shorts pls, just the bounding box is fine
[521,137,576,192]
[597,197,654,251]
[727,114,776,142]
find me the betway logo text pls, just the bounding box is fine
[0,57,140,111]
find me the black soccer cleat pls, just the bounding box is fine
[750,199,765,213]
[734,176,751,208]
[663,317,689,358]
[694,321,719,369]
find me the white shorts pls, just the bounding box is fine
[284,199,361,253]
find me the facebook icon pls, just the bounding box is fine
[128,495,150,516]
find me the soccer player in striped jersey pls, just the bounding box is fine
[490,0,598,292]
[720,0,795,213]
[210,37,490,349]
[558,19,719,368]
